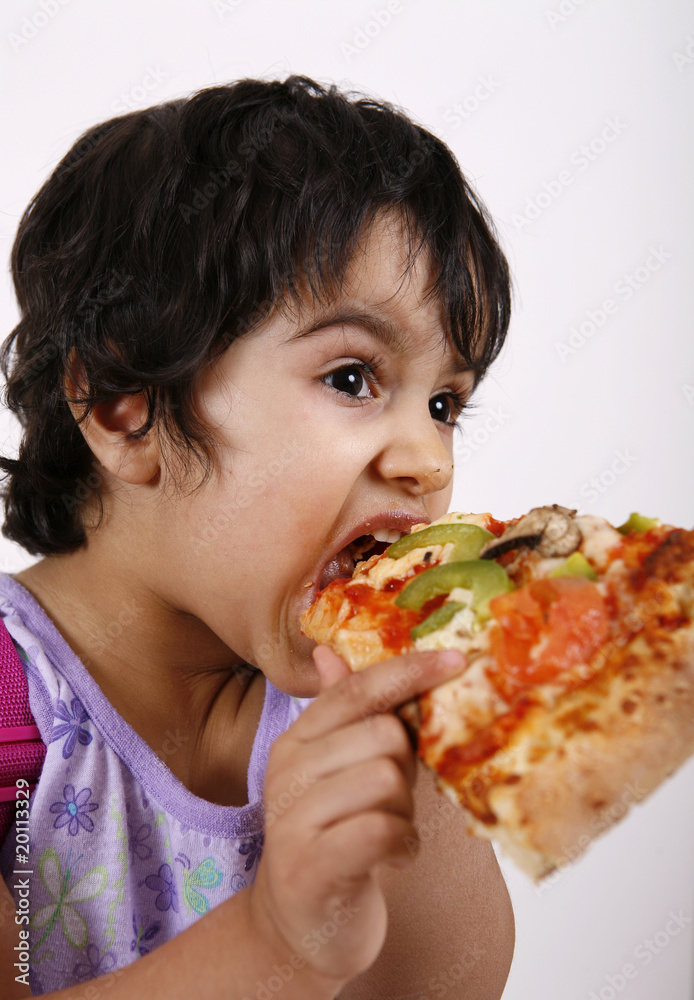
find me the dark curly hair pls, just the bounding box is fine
[0,74,511,557]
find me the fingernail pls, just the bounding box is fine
[438,650,465,672]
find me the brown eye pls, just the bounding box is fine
[429,394,452,423]
[325,365,370,397]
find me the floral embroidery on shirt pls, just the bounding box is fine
[130,913,161,958]
[73,943,116,981]
[143,863,179,913]
[230,873,247,893]
[175,853,223,916]
[50,698,92,759]
[31,848,108,955]
[238,832,264,872]
[127,822,153,862]
[49,785,99,836]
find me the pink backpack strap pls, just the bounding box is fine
[0,616,47,844]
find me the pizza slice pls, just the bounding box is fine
[301,506,694,879]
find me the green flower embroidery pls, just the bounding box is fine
[31,847,108,954]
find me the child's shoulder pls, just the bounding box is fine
[0,572,315,992]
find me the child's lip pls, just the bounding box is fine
[311,510,432,597]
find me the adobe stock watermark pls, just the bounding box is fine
[535,780,648,896]
[454,406,510,462]
[682,381,694,405]
[89,598,144,653]
[26,264,133,391]
[195,438,307,549]
[381,142,430,186]
[213,0,247,19]
[555,246,671,361]
[511,116,628,231]
[264,771,316,828]
[340,1,403,61]
[440,75,503,135]
[588,909,691,1000]
[409,943,489,998]
[8,0,73,53]
[12,268,133,386]
[354,661,424,730]
[672,35,694,73]
[177,114,281,223]
[404,747,520,859]
[569,448,638,508]
[110,66,169,114]
[240,899,361,1000]
[544,0,593,29]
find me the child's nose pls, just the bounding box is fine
[373,413,454,496]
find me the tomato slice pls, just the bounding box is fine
[487,577,609,699]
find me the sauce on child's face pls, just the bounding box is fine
[163,212,475,695]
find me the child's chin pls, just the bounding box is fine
[255,642,322,700]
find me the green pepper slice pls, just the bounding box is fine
[395,560,514,620]
[410,601,466,640]
[617,512,660,535]
[386,523,493,562]
[548,551,597,581]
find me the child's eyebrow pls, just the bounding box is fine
[287,310,472,376]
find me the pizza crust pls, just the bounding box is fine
[432,621,694,879]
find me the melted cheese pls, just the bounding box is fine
[353,543,451,589]
[423,656,508,747]
[575,514,623,569]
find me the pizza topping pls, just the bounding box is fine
[548,552,597,581]
[395,560,515,619]
[574,514,625,569]
[486,577,610,699]
[351,544,449,589]
[385,522,493,561]
[411,600,467,640]
[479,505,581,560]
[617,512,660,535]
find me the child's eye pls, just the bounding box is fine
[322,363,374,399]
[429,391,466,426]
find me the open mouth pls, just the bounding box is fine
[318,528,404,589]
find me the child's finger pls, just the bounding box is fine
[293,648,465,742]
[313,810,419,884]
[313,644,351,690]
[282,712,416,788]
[295,757,415,831]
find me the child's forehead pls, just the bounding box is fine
[275,213,447,343]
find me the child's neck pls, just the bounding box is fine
[12,547,266,807]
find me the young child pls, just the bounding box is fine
[0,76,515,999]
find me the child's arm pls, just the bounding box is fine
[0,873,340,1000]
[0,648,465,999]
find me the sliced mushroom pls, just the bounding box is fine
[479,504,582,560]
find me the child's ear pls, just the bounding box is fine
[63,348,160,486]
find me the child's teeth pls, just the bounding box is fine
[372,529,403,543]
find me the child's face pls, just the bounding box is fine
[152,214,476,696]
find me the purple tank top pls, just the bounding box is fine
[0,573,312,994]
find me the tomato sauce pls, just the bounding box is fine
[434,695,538,775]
[344,578,422,653]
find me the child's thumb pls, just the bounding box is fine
[312,644,351,690]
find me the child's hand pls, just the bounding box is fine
[248,646,465,985]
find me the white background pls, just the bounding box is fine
[1,1,693,998]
